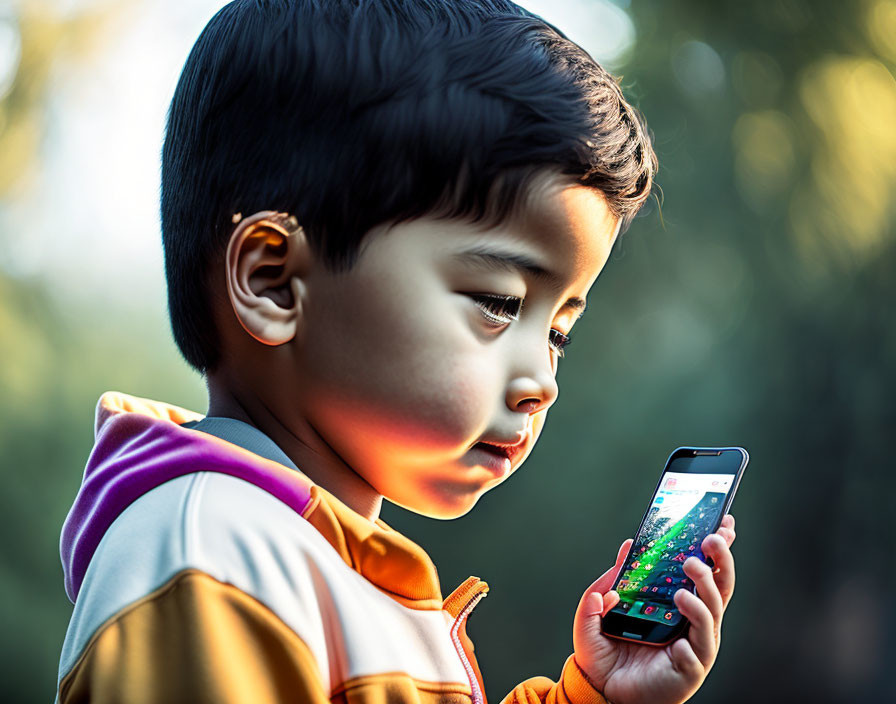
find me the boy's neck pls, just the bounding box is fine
[204,377,384,524]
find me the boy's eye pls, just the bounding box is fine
[469,294,573,358]
[549,329,572,358]
[470,293,522,324]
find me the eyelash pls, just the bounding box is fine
[469,294,572,357]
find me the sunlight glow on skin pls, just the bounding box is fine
[205,173,621,523]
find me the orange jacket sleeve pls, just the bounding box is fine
[499,654,609,704]
[57,569,331,704]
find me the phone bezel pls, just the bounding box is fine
[599,446,749,646]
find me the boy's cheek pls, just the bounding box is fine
[366,461,494,520]
[306,350,491,441]
[305,372,500,472]
[530,411,547,444]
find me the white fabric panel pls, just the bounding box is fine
[56,472,470,695]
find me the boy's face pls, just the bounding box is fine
[291,174,620,519]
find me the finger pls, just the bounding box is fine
[615,538,634,568]
[585,538,635,598]
[578,584,622,620]
[608,537,634,585]
[720,513,735,532]
[715,526,736,548]
[674,588,717,668]
[582,590,605,618]
[702,533,735,607]
[601,589,621,616]
[667,634,705,681]
[684,555,724,626]
[589,565,620,595]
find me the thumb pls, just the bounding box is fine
[573,540,631,652]
[588,538,634,597]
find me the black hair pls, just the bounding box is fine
[161,0,657,376]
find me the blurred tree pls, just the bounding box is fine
[0,1,127,199]
[0,2,179,702]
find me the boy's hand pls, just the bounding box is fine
[572,514,736,704]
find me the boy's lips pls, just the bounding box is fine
[473,435,527,464]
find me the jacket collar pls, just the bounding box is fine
[62,391,446,610]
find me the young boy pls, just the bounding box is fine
[56,1,737,702]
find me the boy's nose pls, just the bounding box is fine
[505,371,558,415]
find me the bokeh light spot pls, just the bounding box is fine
[866,0,896,63]
[672,40,726,98]
[732,110,796,209]
[790,55,896,271]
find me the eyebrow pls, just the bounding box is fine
[452,244,587,318]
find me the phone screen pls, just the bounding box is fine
[609,469,735,626]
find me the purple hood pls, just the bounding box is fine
[60,391,316,603]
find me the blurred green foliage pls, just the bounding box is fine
[1,1,893,702]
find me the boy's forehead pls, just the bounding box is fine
[518,175,618,246]
[451,177,620,283]
[362,174,619,291]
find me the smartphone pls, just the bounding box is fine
[600,447,748,646]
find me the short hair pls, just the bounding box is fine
[161,0,657,376]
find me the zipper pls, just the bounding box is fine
[450,589,487,704]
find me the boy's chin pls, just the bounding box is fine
[388,490,486,521]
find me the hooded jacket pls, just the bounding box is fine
[56,391,607,704]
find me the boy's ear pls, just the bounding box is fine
[224,210,312,346]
